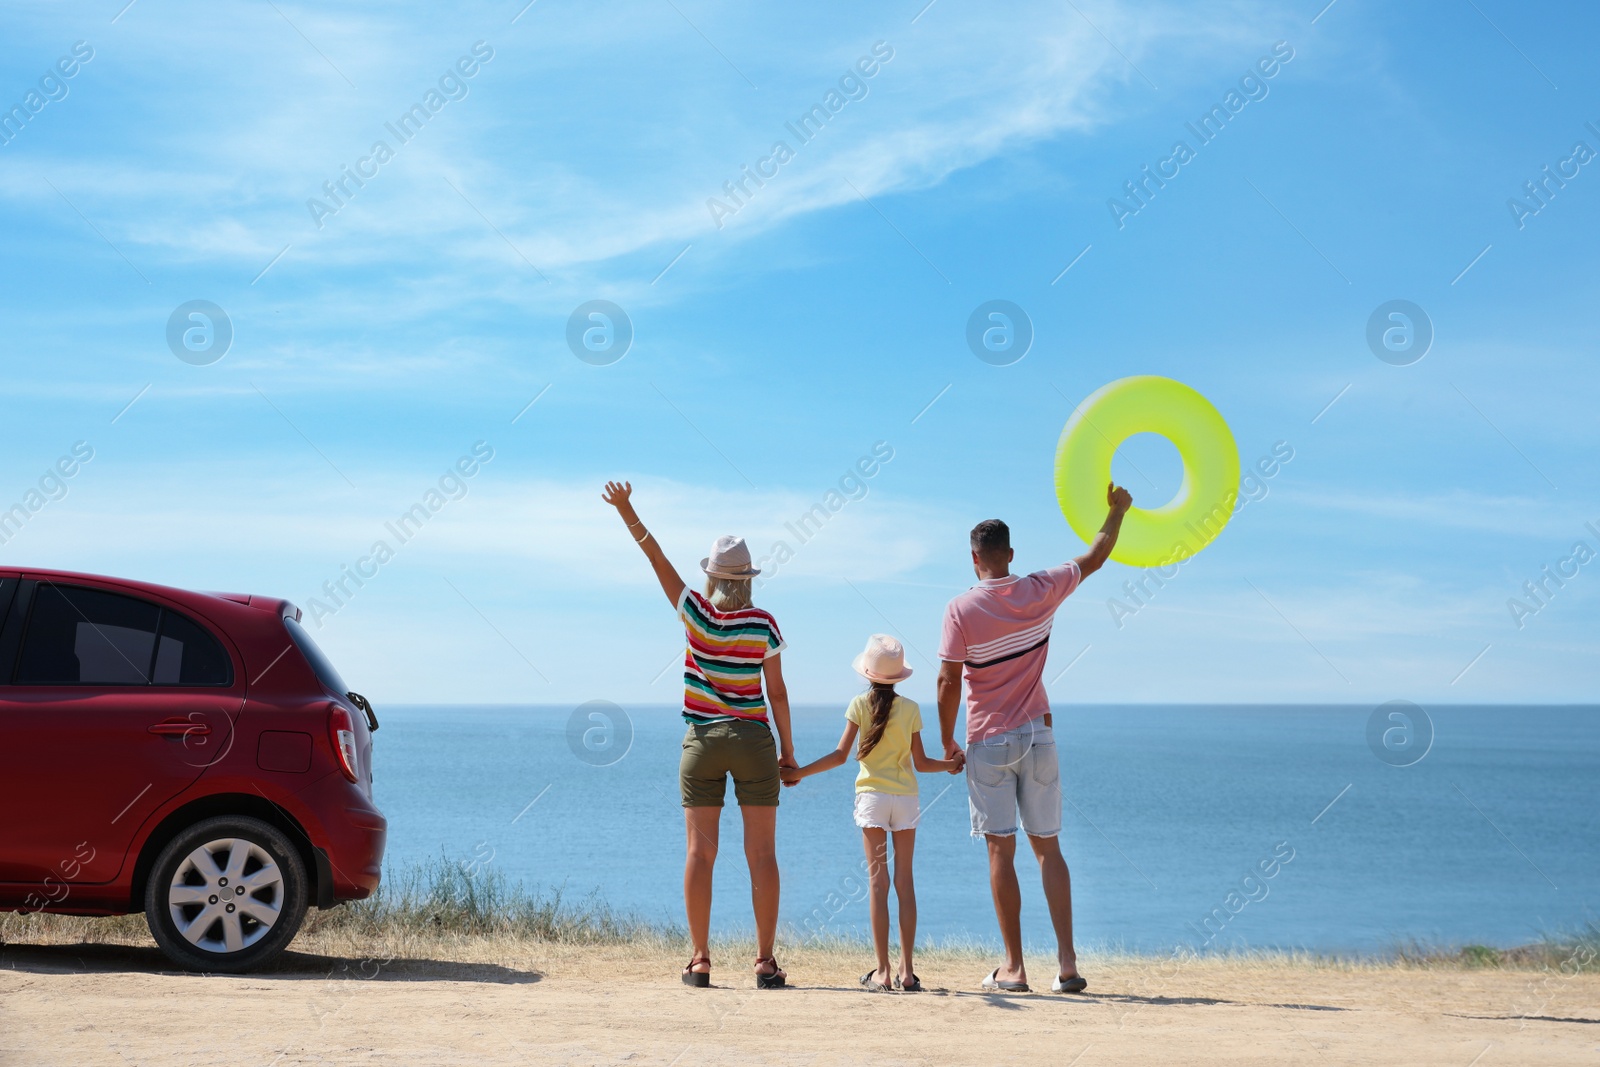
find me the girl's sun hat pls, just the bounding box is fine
[701,534,761,579]
[852,633,913,683]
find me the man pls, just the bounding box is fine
[937,481,1132,993]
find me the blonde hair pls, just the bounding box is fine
[706,575,753,611]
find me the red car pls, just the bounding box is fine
[0,567,385,972]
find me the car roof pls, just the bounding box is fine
[0,567,316,693]
[0,567,299,621]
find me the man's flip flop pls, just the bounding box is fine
[859,970,891,992]
[895,974,923,992]
[1052,974,1088,994]
[981,968,1029,993]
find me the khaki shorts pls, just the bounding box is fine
[680,719,780,808]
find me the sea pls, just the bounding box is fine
[368,704,1598,956]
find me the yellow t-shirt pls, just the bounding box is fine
[845,693,922,796]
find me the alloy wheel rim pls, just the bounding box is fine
[167,838,284,954]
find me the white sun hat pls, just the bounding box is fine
[700,534,761,579]
[852,633,914,683]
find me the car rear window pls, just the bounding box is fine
[13,583,232,687]
[283,616,348,695]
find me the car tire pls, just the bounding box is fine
[144,815,308,973]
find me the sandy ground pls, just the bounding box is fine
[2,938,1597,1067]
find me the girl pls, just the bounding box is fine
[602,481,799,989]
[782,633,963,991]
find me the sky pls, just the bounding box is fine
[1,0,1596,708]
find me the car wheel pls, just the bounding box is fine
[144,815,308,973]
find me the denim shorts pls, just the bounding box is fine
[966,719,1061,838]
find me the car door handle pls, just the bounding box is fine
[149,720,210,737]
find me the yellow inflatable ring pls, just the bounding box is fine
[1054,376,1240,568]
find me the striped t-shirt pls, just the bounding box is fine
[676,588,786,725]
[938,562,1081,743]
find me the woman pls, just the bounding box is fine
[602,480,798,989]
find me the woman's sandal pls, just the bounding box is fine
[860,970,891,993]
[682,955,711,988]
[895,973,923,992]
[754,956,787,989]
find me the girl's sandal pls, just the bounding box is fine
[682,955,711,988]
[895,973,923,992]
[754,956,787,989]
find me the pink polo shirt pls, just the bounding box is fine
[938,562,1081,743]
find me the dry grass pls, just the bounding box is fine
[4,858,1595,978]
[1392,929,1600,973]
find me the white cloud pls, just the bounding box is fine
[1275,485,1595,540]
[9,456,1594,703]
[3,0,1277,303]
[10,460,963,595]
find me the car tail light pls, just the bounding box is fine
[329,705,359,782]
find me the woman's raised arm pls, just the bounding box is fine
[602,481,686,607]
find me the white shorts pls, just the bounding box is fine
[853,791,921,832]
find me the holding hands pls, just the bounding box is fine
[785,723,964,790]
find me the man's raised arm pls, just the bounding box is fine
[1072,482,1133,579]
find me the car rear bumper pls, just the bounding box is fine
[259,770,386,904]
[188,771,388,903]
[332,803,387,901]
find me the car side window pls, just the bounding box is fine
[13,583,231,687]
[151,608,232,686]
[16,583,161,684]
